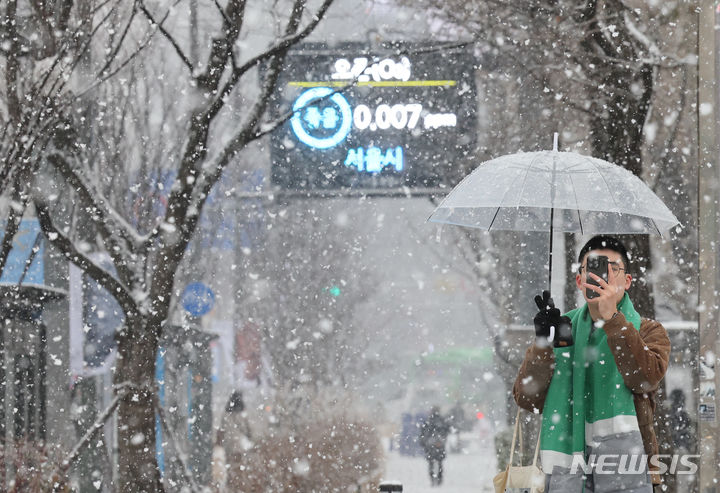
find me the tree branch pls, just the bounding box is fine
[4,0,21,120]
[141,0,335,329]
[576,0,598,23]
[47,153,145,253]
[96,0,140,77]
[195,0,247,90]
[622,10,660,60]
[158,0,331,249]
[138,1,195,74]
[0,184,28,280]
[73,25,158,100]
[56,0,74,34]
[50,385,129,492]
[44,0,122,100]
[155,401,202,493]
[46,154,139,288]
[28,0,57,57]
[211,0,335,117]
[186,0,336,216]
[650,64,688,191]
[34,198,138,317]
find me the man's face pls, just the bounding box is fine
[575,248,632,305]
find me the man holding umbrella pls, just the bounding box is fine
[427,138,680,490]
[513,235,671,492]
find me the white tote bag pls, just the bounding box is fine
[493,410,545,493]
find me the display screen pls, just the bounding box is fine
[270,42,478,190]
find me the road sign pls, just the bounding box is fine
[270,42,478,191]
[181,282,215,317]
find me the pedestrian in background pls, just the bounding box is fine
[419,406,450,486]
[213,391,253,490]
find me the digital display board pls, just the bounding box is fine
[270,42,478,190]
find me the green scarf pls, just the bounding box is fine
[540,293,641,470]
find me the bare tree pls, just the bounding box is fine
[1,1,337,491]
[0,0,137,278]
[396,0,697,318]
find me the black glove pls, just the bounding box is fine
[533,290,573,347]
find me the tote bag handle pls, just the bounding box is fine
[502,409,542,491]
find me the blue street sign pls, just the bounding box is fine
[181,282,215,317]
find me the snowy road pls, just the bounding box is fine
[382,435,497,493]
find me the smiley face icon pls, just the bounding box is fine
[290,87,353,149]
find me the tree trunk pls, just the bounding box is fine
[624,235,655,319]
[564,233,577,313]
[588,63,656,320]
[115,323,163,493]
[589,58,674,492]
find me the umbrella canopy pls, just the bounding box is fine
[428,148,678,235]
[428,138,680,288]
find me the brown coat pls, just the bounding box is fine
[512,312,671,485]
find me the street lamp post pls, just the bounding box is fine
[697,1,720,491]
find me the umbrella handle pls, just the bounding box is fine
[548,207,554,291]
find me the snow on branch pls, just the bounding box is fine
[187,1,335,210]
[138,1,195,74]
[194,0,246,89]
[165,0,334,239]
[72,7,167,100]
[49,384,129,492]
[213,0,335,111]
[94,2,140,77]
[247,0,335,66]
[47,153,146,254]
[190,54,285,208]
[622,12,692,68]
[622,11,660,59]
[34,198,138,316]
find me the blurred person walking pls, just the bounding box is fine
[419,406,450,486]
[213,391,253,490]
[669,389,692,452]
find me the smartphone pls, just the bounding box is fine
[585,255,609,299]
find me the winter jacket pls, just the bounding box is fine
[419,412,451,461]
[512,312,671,485]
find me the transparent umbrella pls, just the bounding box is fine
[428,134,680,289]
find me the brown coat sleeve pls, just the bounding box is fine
[512,343,555,413]
[602,314,671,394]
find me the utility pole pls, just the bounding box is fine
[697,1,720,491]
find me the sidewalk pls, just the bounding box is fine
[381,434,497,493]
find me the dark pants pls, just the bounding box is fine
[427,457,444,485]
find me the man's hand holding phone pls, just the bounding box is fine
[583,258,621,321]
[585,255,609,300]
[533,290,573,348]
